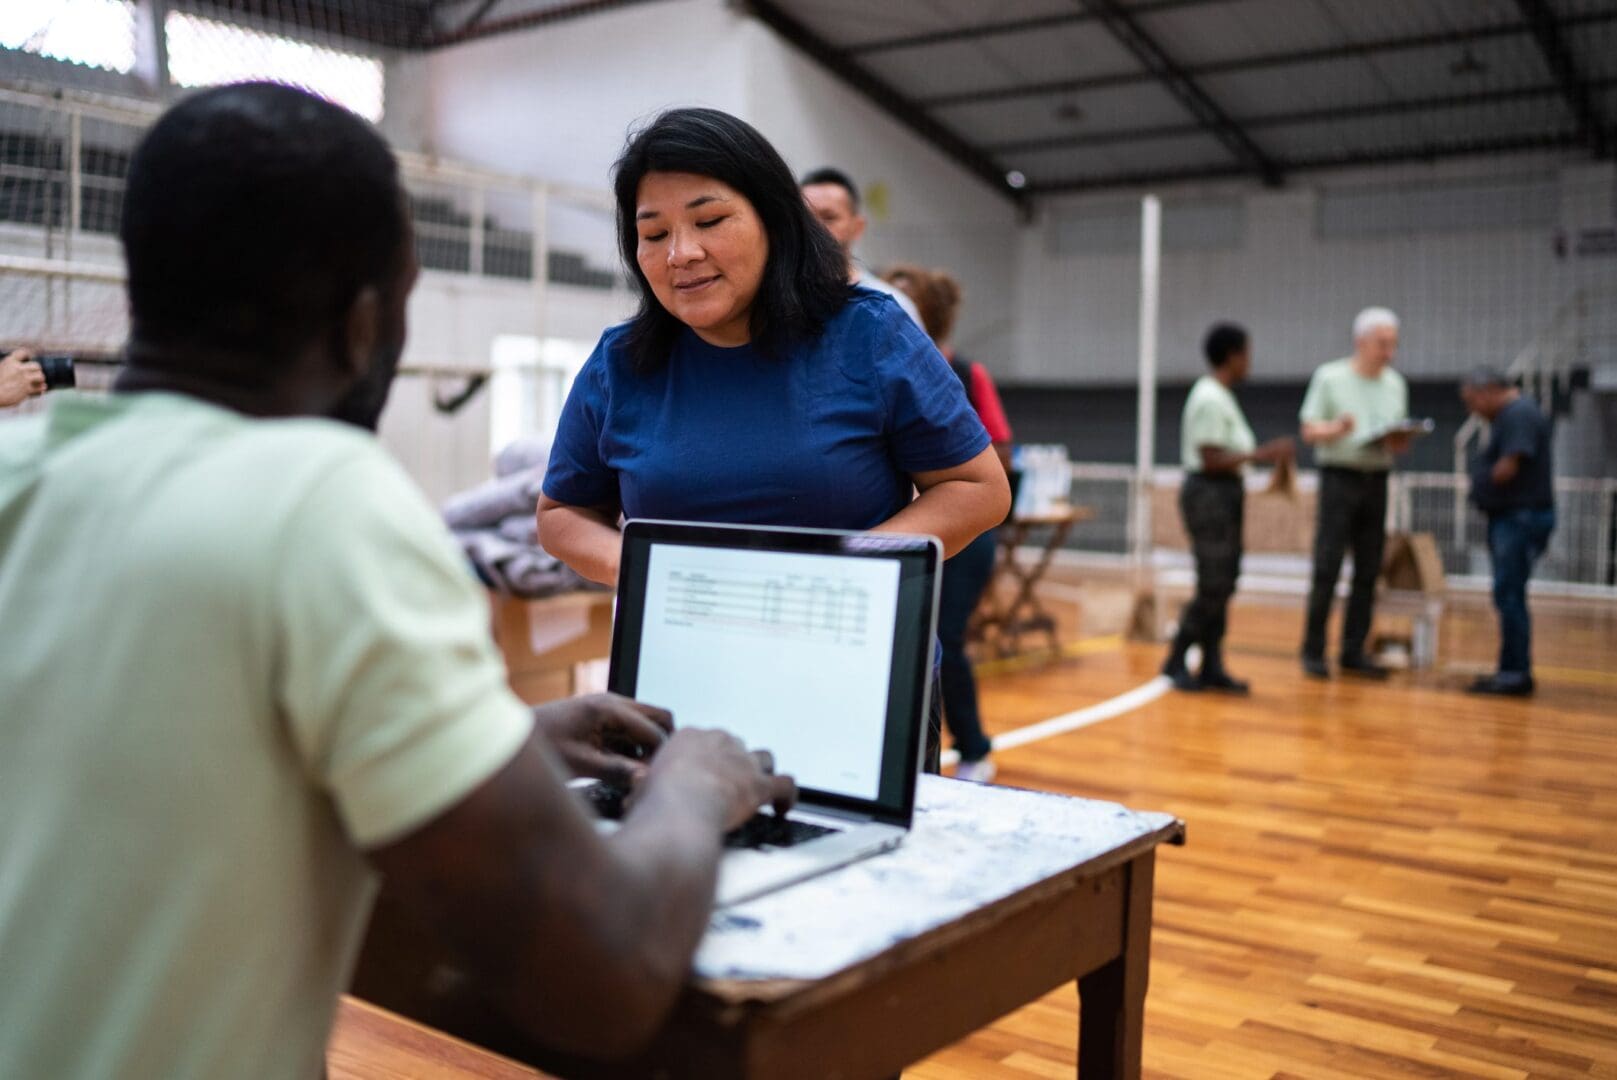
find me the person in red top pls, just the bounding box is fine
[887,265,1011,783]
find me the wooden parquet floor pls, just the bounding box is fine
[911,598,1617,1079]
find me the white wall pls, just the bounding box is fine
[1015,156,1617,386]
[419,0,749,191]
[740,20,1021,366]
[415,0,1023,365]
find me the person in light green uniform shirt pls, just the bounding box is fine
[1162,323,1293,693]
[0,83,797,1080]
[1297,306,1415,679]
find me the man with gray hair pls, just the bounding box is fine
[1461,368,1555,696]
[1297,306,1414,679]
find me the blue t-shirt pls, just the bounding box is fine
[543,291,990,529]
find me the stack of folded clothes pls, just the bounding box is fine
[441,437,594,598]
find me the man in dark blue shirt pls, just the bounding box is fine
[1462,369,1556,696]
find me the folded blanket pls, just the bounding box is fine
[457,527,585,598]
[442,467,545,530]
[443,438,591,598]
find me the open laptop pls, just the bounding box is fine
[593,519,941,907]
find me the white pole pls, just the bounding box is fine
[1133,195,1161,591]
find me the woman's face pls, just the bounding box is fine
[634,171,769,348]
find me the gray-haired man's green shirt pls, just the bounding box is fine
[1299,358,1408,471]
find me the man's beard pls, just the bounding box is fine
[327,343,401,431]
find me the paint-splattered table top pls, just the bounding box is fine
[693,776,1182,999]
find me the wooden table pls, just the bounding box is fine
[973,506,1095,658]
[338,778,1183,1080]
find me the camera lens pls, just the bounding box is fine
[36,354,75,391]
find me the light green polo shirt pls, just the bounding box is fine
[1181,374,1256,473]
[1298,357,1409,471]
[0,393,531,1080]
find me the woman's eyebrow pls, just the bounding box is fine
[636,193,730,221]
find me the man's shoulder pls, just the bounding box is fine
[1185,375,1219,407]
[0,413,45,459]
[221,414,386,480]
[1504,395,1544,424]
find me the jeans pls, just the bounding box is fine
[1487,507,1556,676]
[936,529,996,763]
[1304,468,1389,661]
[1170,474,1244,670]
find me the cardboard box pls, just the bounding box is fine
[1381,532,1446,594]
[489,590,616,704]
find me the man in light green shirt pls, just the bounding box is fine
[1162,323,1293,694]
[0,84,795,1080]
[1297,306,1415,679]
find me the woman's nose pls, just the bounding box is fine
[666,228,703,267]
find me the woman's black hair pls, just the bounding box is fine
[612,108,852,372]
[1203,322,1249,369]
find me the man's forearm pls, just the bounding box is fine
[1301,420,1342,445]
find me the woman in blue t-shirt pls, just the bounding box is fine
[538,108,1009,588]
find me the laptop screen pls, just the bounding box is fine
[610,521,939,823]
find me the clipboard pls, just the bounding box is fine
[1360,417,1435,447]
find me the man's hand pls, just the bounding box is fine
[1301,415,1354,446]
[1384,431,1415,455]
[0,349,45,407]
[1254,436,1295,464]
[637,729,798,831]
[532,693,673,788]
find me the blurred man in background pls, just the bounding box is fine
[1298,306,1413,680]
[800,166,922,327]
[1163,323,1293,694]
[1462,369,1555,697]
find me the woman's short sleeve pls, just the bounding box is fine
[541,342,618,509]
[876,313,990,473]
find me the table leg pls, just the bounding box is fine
[1076,852,1156,1079]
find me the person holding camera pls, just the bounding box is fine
[0,349,46,407]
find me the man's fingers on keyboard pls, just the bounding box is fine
[768,775,798,816]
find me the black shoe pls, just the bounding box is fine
[1467,673,1535,697]
[1162,661,1202,692]
[1339,654,1390,680]
[1301,655,1330,680]
[1200,670,1251,695]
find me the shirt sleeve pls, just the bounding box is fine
[541,340,619,509]
[1298,367,1330,424]
[876,311,991,473]
[273,448,532,849]
[969,363,1013,443]
[1496,406,1537,460]
[1186,395,1229,452]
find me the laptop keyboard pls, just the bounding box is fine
[723,814,837,850]
[582,781,630,820]
[581,783,839,849]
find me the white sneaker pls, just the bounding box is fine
[954,758,997,784]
